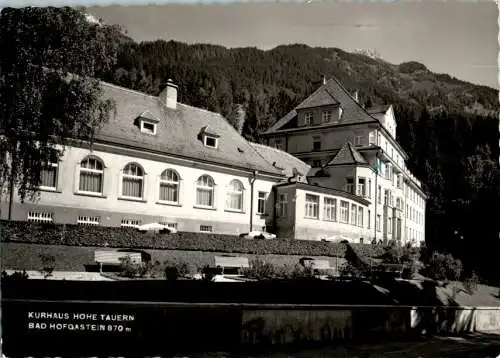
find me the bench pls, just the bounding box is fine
[214,255,249,275]
[94,250,142,273]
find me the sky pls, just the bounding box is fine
[85,1,498,89]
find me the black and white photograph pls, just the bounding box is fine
[1,1,499,357]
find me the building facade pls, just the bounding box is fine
[2,77,426,245]
[262,78,427,246]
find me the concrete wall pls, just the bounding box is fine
[410,306,500,334]
[2,145,278,235]
[241,309,352,346]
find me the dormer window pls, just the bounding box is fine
[200,126,220,149]
[141,121,156,135]
[204,135,218,148]
[137,111,159,135]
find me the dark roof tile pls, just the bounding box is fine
[267,77,378,133]
[94,82,283,176]
[249,142,311,178]
[326,142,368,166]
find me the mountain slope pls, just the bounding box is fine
[104,40,498,126]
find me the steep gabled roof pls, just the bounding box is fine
[266,77,378,133]
[326,142,368,166]
[295,87,340,110]
[249,142,311,178]
[93,82,284,176]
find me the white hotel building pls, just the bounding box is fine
[2,77,426,245]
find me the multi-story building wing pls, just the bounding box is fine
[2,76,426,246]
[262,77,427,245]
[2,80,288,235]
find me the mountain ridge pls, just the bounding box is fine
[106,40,498,127]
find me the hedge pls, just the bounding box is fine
[0,221,386,258]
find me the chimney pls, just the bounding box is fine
[322,75,327,85]
[352,90,359,102]
[159,79,178,109]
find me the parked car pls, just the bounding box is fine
[239,231,276,240]
[136,222,177,234]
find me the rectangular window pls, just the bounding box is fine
[354,136,362,146]
[159,222,178,230]
[277,193,288,217]
[305,194,320,219]
[200,225,213,233]
[369,132,376,145]
[141,121,156,135]
[368,210,371,229]
[273,137,285,150]
[323,197,337,221]
[384,189,389,206]
[204,136,218,148]
[257,191,267,215]
[376,215,381,232]
[368,179,372,198]
[378,185,382,204]
[346,178,354,194]
[339,201,349,223]
[313,136,321,151]
[77,216,100,226]
[388,217,393,234]
[350,204,357,226]
[357,178,366,197]
[40,163,58,189]
[357,207,364,227]
[397,175,402,189]
[121,219,141,228]
[385,164,392,181]
[304,112,313,126]
[27,211,54,223]
[379,162,385,178]
[322,110,332,123]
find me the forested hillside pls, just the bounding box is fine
[100,38,499,281]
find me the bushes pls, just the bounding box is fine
[242,259,318,281]
[39,253,56,278]
[1,270,29,280]
[425,251,463,282]
[1,220,385,259]
[463,271,480,294]
[243,258,277,280]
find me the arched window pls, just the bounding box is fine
[122,163,144,198]
[196,175,215,207]
[79,157,104,194]
[159,169,180,203]
[226,179,244,211]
